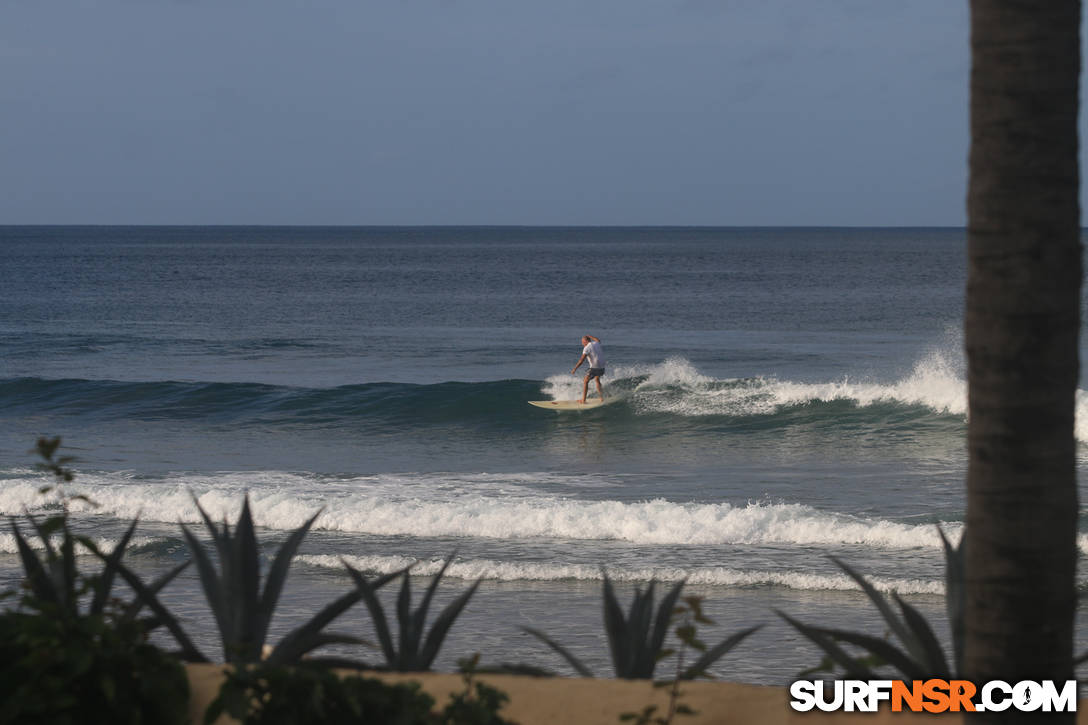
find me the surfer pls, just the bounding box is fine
[571,334,606,404]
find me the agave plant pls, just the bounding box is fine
[11,436,93,617]
[525,573,761,680]
[779,526,965,680]
[178,494,400,665]
[346,552,481,671]
[3,518,193,725]
[8,435,202,670]
[12,437,189,625]
[11,511,190,629]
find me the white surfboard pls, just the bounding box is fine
[528,398,616,410]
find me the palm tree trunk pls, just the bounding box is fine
[966,0,1081,717]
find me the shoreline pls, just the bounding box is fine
[186,664,1017,724]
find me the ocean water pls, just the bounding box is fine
[1,226,1085,684]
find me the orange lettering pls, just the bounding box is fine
[892,680,923,712]
[923,679,951,713]
[949,680,976,712]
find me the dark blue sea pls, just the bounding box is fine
[1,226,1085,683]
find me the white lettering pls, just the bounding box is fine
[788,678,1076,714]
[1012,681,1043,712]
[816,680,844,712]
[982,680,1012,712]
[789,681,816,712]
[1041,681,1078,713]
[868,680,893,711]
[844,680,868,712]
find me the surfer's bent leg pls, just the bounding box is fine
[585,368,605,402]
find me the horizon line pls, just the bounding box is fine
[0,223,972,230]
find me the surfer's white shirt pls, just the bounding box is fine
[583,341,605,368]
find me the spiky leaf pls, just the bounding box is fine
[683,624,762,680]
[107,558,208,662]
[417,578,481,670]
[87,517,140,615]
[270,632,371,664]
[829,556,929,666]
[180,523,229,651]
[58,526,77,613]
[344,563,398,665]
[627,582,656,677]
[895,594,950,677]
[396,570,414,667]
[411,553,457,661]
[803,626,925,680]
[120,559,191,627]
[227,497,262,661]
[191,495,229,564]
[938,526,965,675]
[257,508,323,646]
[650,581,686,653]
[26,513,60,561]
[522,627,594,678]
[602,573,631,677]
[269,567,400,664]
[777,610,876,680]
[645,579,686,676]
[11,519,57,605]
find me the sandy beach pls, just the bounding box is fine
[187,665,1043,724]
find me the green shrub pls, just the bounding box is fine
[0,438,190,724]
[440,654,516,725]
[0,609,188,725]
[347,552,481,672]
[12,438,188,624]
[526,573,760,680]
[206,663,436,725]
[206,656,517,725]
[779,527,965,679]
[181,494,400,665]
[620,595,740,725]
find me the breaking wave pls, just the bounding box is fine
[0,471,960,549]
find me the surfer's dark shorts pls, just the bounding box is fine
[586,367,605,379]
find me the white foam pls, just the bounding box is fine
[593,353,1088,446]
[296,553,944,595]
[772,351,966,415]
[0,472,964,550]
[262,496,956,549]
[601,352,967,419]
[1076,390,1088,445]
[540,373,606,402]
[541,356,712,402]
[628,357,715,388]
[0,531,160,556]
[541,350,1088,447]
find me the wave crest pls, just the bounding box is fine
[298,553,945,595]
[0,473,961,550]
[567,352,968,419]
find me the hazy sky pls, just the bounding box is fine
[3,1,1084,226]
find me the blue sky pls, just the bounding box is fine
[2,1,1081,226]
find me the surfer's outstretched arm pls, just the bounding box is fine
[571,353,587,374]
